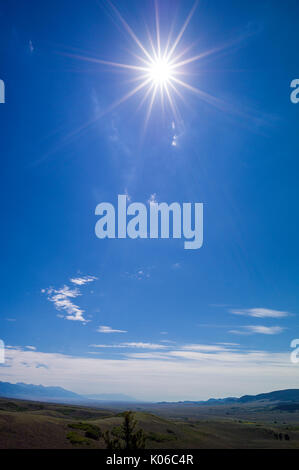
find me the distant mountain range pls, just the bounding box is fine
[1,381,299,406]
[0,382,82,402]
[159,389,299,405]
[0,382,136,403]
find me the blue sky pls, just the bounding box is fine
[0,0,298,401]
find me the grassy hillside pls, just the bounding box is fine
[1,398,299,449]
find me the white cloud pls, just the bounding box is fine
[45,285,85,322]
[167,349,271,363]
[230,308,291,318]
[124,342,167,349]
[90,342,167,350]
[97,326,127,334]
[124,267,152,281]
[28,40,34,53]
[1,345,297,402]
[124,352,171,360]
[70,275,98,286]
[25,346,36,351]
[171,135,177,147]
[181,344,235,352]
[89,342,238,352]
[43,275,97,322]
[230,325,285,335]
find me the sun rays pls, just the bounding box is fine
[100,0,203,125]
[62,0,233,129]
[47,0,259,159]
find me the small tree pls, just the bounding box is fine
[103,411,146,450]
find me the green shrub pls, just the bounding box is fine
[85,429,101,440]
[66,431,90,445]
[68,422,101,440]
[146,431,176,443]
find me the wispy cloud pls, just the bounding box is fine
[25,346,36,351]
[230,325,285,335]
[70,275,98,286]
[123,267,152,280]
[136,270,149,280]
[230,308,291,318]
[91,88,101,117]
[44,285,85,322]
[172,262,181,270]
[43,275,97,322]
[97,326,127,334]
[28,40,34,54]
[124,342,167,349]
[171,135,177,147]
[90,342,167,350]
[124,352,171,360]
[181,344,235,352]
[171,121,178,147]
[89,342,238,352]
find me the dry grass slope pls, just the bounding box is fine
[1,398,299,449]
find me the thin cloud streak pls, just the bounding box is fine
[97,326,127,334]
[230,326,285,335]
[230,308,291,318]
[70,275,98,286]
[90,342,167,349]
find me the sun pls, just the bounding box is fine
[64,0,231,130]
[148,58,173,85]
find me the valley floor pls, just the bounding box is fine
[0,398,299,449]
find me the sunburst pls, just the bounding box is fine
[61,0,241,138]
[99,0,202,126]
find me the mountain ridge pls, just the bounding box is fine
[0,381,136,403]
[158,389,299,405]
[1,381,299,405]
